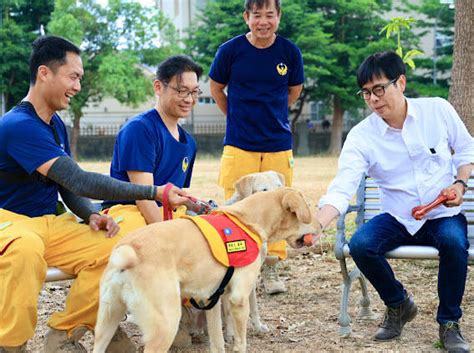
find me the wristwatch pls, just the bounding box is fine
[453,179,468,194]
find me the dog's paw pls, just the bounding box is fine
[224,332,234,344]
[250,321,269,333]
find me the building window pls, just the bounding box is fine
[198,96,216,105]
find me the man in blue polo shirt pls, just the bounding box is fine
[209,0,304,294]
[102,55,201,234]
[0,36,192,353]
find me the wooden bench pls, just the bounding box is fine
[334,175,474,336]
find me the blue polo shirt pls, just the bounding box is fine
[209,34,304,152]
[0,104,70,217]
[105,108,197,207]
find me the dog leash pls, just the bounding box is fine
[162,183,232,309]
[162,182,214,221]
[162,183,174,221]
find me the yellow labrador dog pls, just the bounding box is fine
[174,170,286,347]
[93,188,320,353]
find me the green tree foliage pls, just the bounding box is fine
[0,0,54,110]
[47,0,180,159]
[308,0,394,154]
[186,0,394,154]
[380,16,423,69]
[399,0,454,98]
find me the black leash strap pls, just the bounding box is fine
[190,266,235,311]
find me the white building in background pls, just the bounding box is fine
[155,0,207,38]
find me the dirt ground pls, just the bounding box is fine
[29,156,474,352]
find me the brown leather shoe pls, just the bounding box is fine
[439,321,470,353]
[374,295,418,341]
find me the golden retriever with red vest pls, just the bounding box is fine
[93,188,320,353]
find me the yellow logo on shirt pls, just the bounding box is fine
[276,63,288,76]
[182,157,189,172]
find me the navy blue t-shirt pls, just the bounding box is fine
[0,104,70,217]
[105,108,197,207]
[209,34,304,152]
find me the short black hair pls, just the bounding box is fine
[244,0,281,14]
[356,51,406,88]
[156,55,203,84]
[29,36,81,85]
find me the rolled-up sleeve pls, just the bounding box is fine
[318,131,369,214]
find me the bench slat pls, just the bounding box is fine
[342,244,474,260]
[46,268,75,282]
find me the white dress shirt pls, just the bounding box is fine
[319,97,474,234]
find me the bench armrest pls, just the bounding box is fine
[335,204,360,260]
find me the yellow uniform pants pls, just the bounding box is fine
[218,145,294,260]
[0,203,187,346]
[0,208,133,346]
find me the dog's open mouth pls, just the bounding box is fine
[295,233,315,248]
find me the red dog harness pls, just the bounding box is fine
[183,212,262,267]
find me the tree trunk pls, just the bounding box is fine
[71,112,81,160]
[328,96,344,155]
[448,0,473,134]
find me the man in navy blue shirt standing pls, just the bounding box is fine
[209,0,304,295]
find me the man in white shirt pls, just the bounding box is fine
[318,51,474,352]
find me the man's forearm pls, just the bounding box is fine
[47,156,157,201]
[58,187,98,223]
[210,80,228,116]
[456,163,474,183]
[213,90,227,116]
[288,84,303,106]
[136,200,163,224]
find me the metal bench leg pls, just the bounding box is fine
[357,273,374,319]
[338,258,353,337]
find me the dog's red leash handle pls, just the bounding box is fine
[162,183,213,221]
[162,182,174,221]
[411,191,456,220]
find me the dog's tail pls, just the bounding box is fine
[109,244,138,270]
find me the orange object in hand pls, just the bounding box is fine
[411,190,456,220]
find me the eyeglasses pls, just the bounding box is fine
[357,77,399,100]
[163,83,202,99]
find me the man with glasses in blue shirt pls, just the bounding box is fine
[103,55,202,233]
[317,51,474,352]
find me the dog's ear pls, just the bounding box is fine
[282,190,311,224]
[233,174,255,198]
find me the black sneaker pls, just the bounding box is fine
[439,321,470,353]
[374,295,418,341]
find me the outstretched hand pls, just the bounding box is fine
[89,213,120,238]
